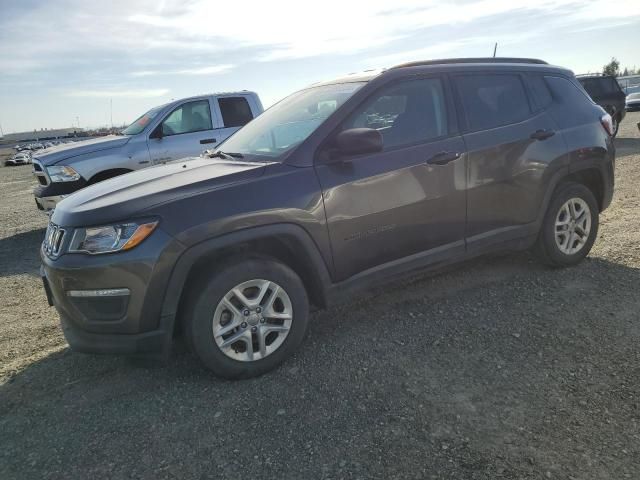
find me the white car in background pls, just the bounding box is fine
[5,151,32,166]
[626,92,640,112]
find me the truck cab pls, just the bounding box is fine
[33,91,263,211]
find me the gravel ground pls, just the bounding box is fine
[1,114,639,479]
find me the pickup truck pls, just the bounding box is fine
[32,91,263,210]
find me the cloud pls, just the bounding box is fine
[131,64,234,77]
[66,88,170,98]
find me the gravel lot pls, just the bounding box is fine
[1,114,639,479]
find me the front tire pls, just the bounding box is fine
[184,258,309,379]
[534,182,599,267]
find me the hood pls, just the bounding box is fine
[51,157,270,227]
[33,135,131,166]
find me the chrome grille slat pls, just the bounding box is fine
[43,222,66,257]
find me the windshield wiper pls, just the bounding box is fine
[207,150,244,160]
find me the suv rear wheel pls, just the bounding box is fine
[534,182,599,267]
[184,258,309,379]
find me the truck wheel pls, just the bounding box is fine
[534,182,599,267]
[184,258,309,379]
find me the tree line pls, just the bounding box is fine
[603,58,638,77]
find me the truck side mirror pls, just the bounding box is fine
[149,125,163,140]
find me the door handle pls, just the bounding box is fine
[200,138,217,144]
[426,151,461,166]
[530,129,555,141]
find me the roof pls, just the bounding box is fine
[310,57,560,88]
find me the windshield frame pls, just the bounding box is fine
[121,104,166,136]
[215,81,368,163]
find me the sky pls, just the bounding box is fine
[0,0,639,134]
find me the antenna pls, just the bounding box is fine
[493,42,498,58]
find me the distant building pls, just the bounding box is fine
[0,127,85,144]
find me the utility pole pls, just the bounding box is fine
[110,98,113,129]
[76,116,80,128]
[493,42,498,58]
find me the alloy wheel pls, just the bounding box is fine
[554,197,592,255]
[212,279,293,362]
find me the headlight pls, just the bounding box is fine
[47,165,81,182]
[69,221,158,254]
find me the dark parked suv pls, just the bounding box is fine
[577,74,626,136]
[41,58,615,379]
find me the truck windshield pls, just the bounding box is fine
[218,82,366,159]
[121,105,164,135]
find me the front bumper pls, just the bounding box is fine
[40,226,184,357]
[34,178,87,211]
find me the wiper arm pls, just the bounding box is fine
[206,150,244,160]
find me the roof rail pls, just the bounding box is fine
[391,57,548,69]
[576,73,608,77]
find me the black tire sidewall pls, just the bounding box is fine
[186,258,309,379]
[540,182,599,266]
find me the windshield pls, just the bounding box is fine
[121,105,164,135]
[218,82,366,159]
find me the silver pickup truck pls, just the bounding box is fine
[33,91,263,210]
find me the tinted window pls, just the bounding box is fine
[219,97,254,128]
[544,76,596,128]
[528,75,553,110]
[455,74,530,131]
[343,78,448,150]
[579,77,621,97]
[161,100,212,136]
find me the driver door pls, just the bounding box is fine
[315,76,467,281]
[147,99,218,165]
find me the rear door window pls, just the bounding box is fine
[218,97,254,128]
[454,74,531,131]
[527,75,553,111]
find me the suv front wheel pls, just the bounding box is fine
[534,182,599,267]
[184,258,309,379]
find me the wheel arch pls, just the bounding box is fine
[160,224,333,336]
[88,168,132,184]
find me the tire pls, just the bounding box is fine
[184,257,309,379]
[534,182,599,267]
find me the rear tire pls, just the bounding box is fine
[534,182,599,267]
[184,258,309,379]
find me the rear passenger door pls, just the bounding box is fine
[453,72,567,251]
[214,96,256,145]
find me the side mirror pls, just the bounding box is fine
[334,128,383,157]
[149,125,163,140]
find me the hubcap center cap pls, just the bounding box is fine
[247,312,261,326]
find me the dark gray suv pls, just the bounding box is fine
[41,58,615,379]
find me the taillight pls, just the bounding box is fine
[600,113,614,136]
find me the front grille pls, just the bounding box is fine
[43,222,66,257]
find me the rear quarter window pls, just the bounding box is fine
[219,97,254,128]
[454,74,531,131]
[544,76,598,128]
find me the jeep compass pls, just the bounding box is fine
[41,58,615,379]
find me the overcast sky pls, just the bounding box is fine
[0,0,638,134]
